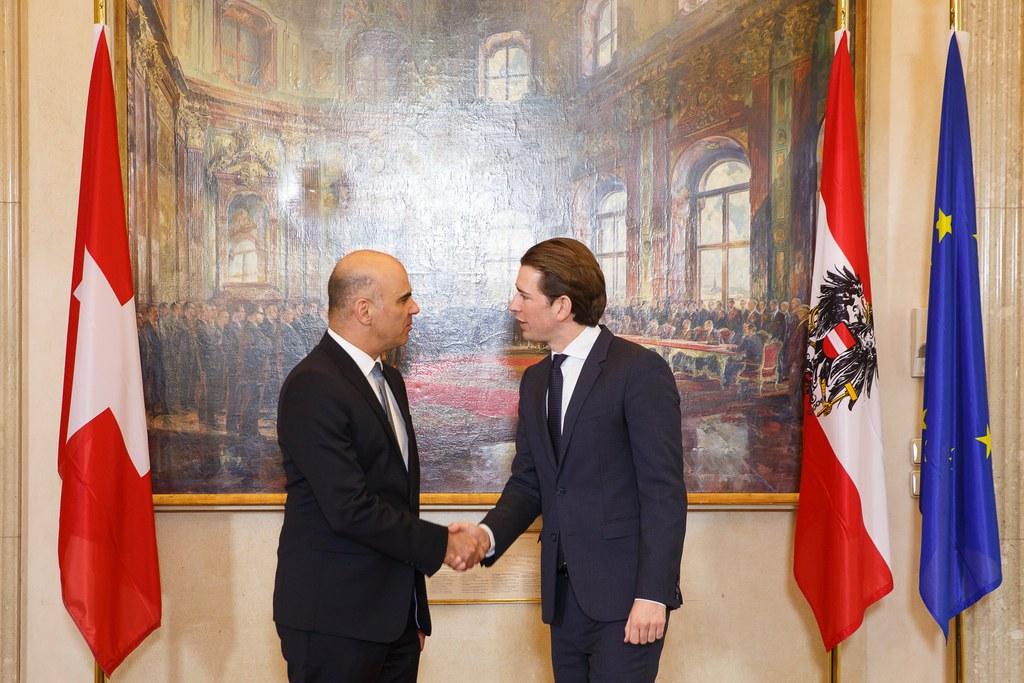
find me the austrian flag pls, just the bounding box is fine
[794,30,893,651]
[57,26,161,676]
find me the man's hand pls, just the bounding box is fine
[623,600,667,645]
[444,523,491,571]
[418,630,426,652]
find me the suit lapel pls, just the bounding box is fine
[317,334,405,463]
[557,327,612,471]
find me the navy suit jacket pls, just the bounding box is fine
[482,327,687,623]
[273,333,448,642]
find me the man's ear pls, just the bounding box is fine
[354,298,373,326]
[554,295,574,323]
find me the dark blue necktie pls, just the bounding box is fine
[547,354,567,458]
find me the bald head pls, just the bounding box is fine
[326,250,420,357]
[328,250,401,319]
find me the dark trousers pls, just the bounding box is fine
[550,571,667,683]
[277,602,420,683]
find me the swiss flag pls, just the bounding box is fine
[793,31,893,651]
[57,26,161,676]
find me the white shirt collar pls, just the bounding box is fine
[327,327,380,378]
[554,325,601,361]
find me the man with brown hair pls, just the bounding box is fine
[455,237,687,682]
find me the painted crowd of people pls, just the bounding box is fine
[603,296,810,390]
[136,299,326,436]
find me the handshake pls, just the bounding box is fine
[444,522,492,572]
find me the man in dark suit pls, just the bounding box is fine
[455,238,687,682]
[722,321,765,388]
[274,250,485,682]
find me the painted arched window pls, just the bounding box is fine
[349,30,406,97]
[224,198,266,284]
[696,160,751,302]
[218,2,274,88]
[595,0,617,69]
[595,188,627,302]
[580,0,617,77]
[480,32,531,102]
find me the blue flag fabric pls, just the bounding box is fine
[919,33,1002,638]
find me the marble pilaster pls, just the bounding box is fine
[0,0,22,681]
[964,0,1024,678]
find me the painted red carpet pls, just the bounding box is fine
[405,353,541,419]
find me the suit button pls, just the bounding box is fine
[549,532,558,541]
[557,487,566,495]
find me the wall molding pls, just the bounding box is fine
[0,0,23,681]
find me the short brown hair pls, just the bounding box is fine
[521,238,606,326]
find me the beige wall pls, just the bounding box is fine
[19,0,971,680]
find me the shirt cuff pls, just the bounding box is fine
[634,598,666,608]
[479,524,496,558]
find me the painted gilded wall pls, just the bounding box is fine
[20,0,992,680]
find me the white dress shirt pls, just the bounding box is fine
[549,325,602,431]
[327,328,409,469]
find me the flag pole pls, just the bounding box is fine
[91,4,107,683]
[829,7,848,680]
[830,10,848,682]
[954,614,964,683]
[830,15,847,683]
[89,12,107,676]
[950,8,966,683]
[945,5,972,683]
[88,0,109,649]
[92,4,108,682]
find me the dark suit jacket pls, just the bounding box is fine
[482,327,686,624]
[273,333,448,642]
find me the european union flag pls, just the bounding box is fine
[919,33,1002,638]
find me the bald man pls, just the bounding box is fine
[273,251,486,682]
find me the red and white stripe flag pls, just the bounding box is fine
[794,30,893,651]
[58,26,161,676]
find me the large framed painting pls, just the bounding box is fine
[113,0,861,505]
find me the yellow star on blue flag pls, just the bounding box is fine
[976,425,992,458]
[935,209,952,242]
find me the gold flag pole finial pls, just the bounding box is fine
[94,0,106,24]
[836,0,848,31]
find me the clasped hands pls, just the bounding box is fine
[444,522,491,571]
